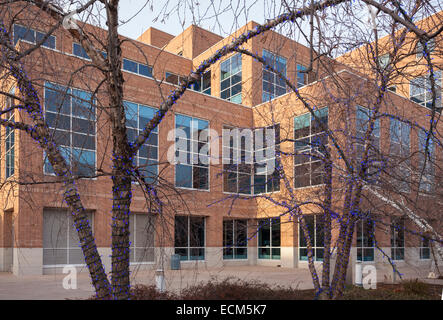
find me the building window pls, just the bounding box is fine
[125,101,158,184]
[299,215,324,261]
[254,124,280,194]
[387,86,397,93]
[122,58,153,77]
[416,39,436,59]
[129,213,155,263]
[418,129,435,193]
[262,50,287,102]
[44,82,96,177]
[391,217,405,261]
[390,118,410,192]
[175,114,209,190]
[43,209,93,266]
[165,72,186,86]
[223,219,248,259]
[13,24,56,49]
[410,70,442,109]
[355,106,380,182]
[192,70,211,95]
[220,53,242,104]
[201,70,211,95]
[4,91,15,179]
[297,64,308,88]
[419,237,430,260]
[73,43,90,60]
[294,108,328,188]
[356,217,375,262]
[258,217,280,259]
[222,127,253,195]
[174,216,205,261]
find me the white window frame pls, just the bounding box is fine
[174,114,210,191]
[13,24,56,50]
[220,53,242,104]
[223,219,248,260]
[43,82,97,178]
[293,108,328,189]
[129,213,155,264]
[174,215,206,261]
[43,209,94,268]
[257,217,281,260]
[298,215,324,262]
[262,49,287,102]
[390,218,405,261]
[124,101,159,185]
[356,217,375,262]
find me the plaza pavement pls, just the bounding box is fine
[0,265,315,300]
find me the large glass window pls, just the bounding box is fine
[123,58,153,77]
[410,70,442,109]
[43,209,93,266]
[191,70,211,95]
[391,217,405,261]
[258,217,280,259]
[419,237,430,260]
[223,219,248,259]
[125,101,158,184]
[220,54,242,104]
[262,50,287,102]
[355,106,380,182]
[174,216,205,261]
[390,118,410,192]
[356,217,375,261]
[297,64,308,88]
[165,72,186,86]
[129,213,155,263]
[254,124,281,194]
[222,127,253,195]
[299,215,324,261]
[73,43,90,60]
[4,90,15,179]
[175,114,209,190]
[418,129,435,193]
[44,82,96,177]
[294,108,328,188]
[13,24,56,49]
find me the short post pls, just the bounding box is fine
[155,269,165,293]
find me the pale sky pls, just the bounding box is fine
[116,0,278,39]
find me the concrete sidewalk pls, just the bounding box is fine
[0,266,315,300]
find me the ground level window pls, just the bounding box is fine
[356,217,375,262]
[129,213,155,263]
[174,216,205,261]
[43,209,93,266]
[419,237,430,260]
[223,219,248,259]
[258,217,280,259]
[299,215,324,261]
[391,218,405,260]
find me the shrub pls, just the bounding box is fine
[179,277,311,300]
[401,279,430,296]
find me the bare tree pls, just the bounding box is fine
[0,0,441,300]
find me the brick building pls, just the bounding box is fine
[0,4,441,283]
